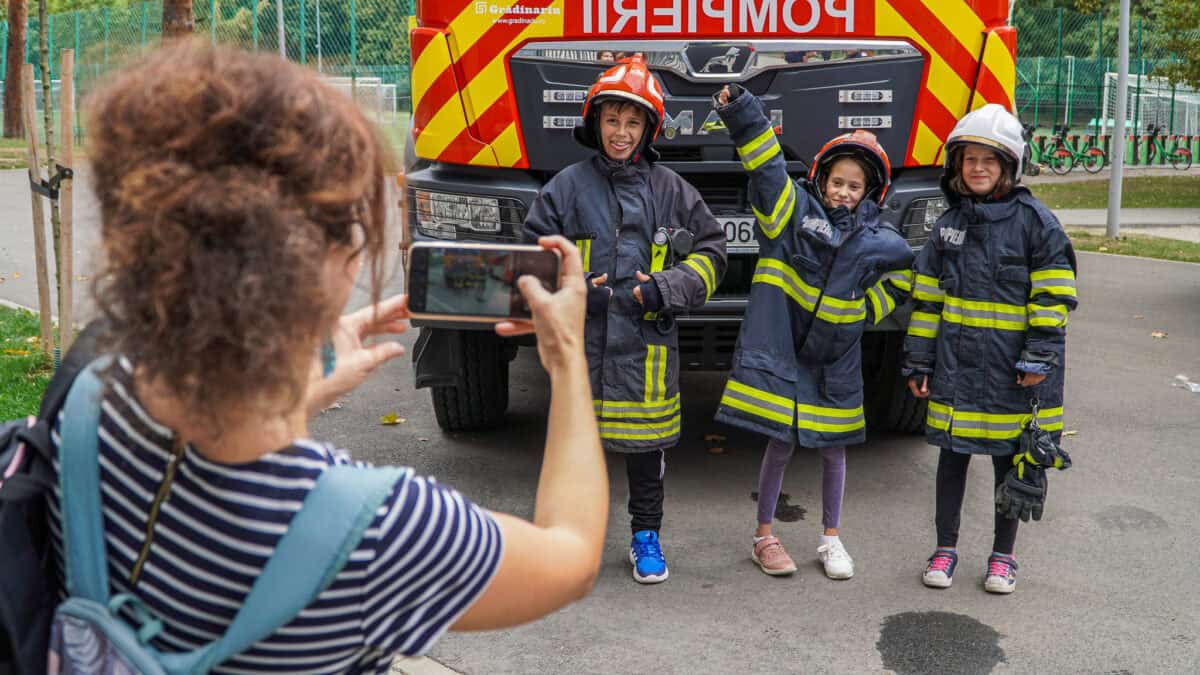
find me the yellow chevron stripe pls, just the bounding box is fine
[912,120,944,166]
[877,2,972,125]
[470,143,499,167]
[919,0,984,58]
[411,31,469,161]
[982,34,1016,101]
[491,121,524,168]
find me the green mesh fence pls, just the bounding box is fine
[1,0,413,151]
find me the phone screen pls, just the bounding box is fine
[408,245,559,321]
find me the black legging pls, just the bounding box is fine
[625,450,664,534]
[935,448,1019,555]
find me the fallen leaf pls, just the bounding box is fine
[1062,430,1078,437]
[704,434,727,442]
[380,411,400,425]
[708,446,725,455]
[24,336,39,344]
[418,437,430,442]
[1098,246,1109,252]
[11,271,19,279]
[1152,331,1168,339]
[2,348,31,356]
[1132,314,1144,320]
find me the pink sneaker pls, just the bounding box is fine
[752,536,798,576]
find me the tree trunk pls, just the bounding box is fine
[163,0,195,38]
[3,0,27,138]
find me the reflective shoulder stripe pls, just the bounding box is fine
[1030,267,1077,299]
[681,255,716,300]
[751,179,796,240]
[737,126,779,172]
[913,273,944,303]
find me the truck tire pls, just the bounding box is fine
[431,331,509,431]
[862,332,927,434]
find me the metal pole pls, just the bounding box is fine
[1133,18,1141,134]
[1034,58,1042,127]
[2,23,7,86]
[1106,0,1131,239]
[1055,8,1063,126]
[300,0,306,64]
[1064,56,1073,127]
[315,0,322,73]
[1095,11,1103,137]
[1168,83,1176,135]
[276,0,285,58]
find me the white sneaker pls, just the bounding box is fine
[817,540,855,579]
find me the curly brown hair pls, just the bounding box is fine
[88,41,390,425]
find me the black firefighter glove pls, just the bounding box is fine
[996,460,1047,522]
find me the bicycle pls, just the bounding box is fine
[1144,124,1193,171]
[1044,124,1106,175]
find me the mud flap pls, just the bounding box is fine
[412,327,464,390]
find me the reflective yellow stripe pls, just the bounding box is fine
[942,296,1027,331]
[722,379,795,425]
[599,415,681,440]
[913,273,944,303]
[681,257,716,300]
[815,294,867,324]
[643,243,671,321]
[576,239,591,273]
[907,310,941,339]
[866,281,897,324]
[1030,268,1077,299]
[737,126,779,171]
[927,400,1065,439]
[882,269,913,292]
[643,344,665,402]
[796,402,865,433]
[753,258,821,311]
[594,394,681,419]
[1027,303,1069,328]
[751,180,796,240]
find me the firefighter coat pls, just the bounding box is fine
[712,91,914,448]
[524,153,727,452]
[902,183,1078,455]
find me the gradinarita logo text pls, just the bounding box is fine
[475,3,562,24]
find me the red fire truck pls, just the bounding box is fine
[402,0,1018,432]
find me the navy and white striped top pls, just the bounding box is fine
[47,358,504,673]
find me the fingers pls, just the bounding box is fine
[907,376,929,398]
[590,273,609,287]
[536,235,583,288]
[495,320,536,337]
[516,274,554,311]
[635,270,651,282]
[633,286,643,305]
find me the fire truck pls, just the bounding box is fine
[401,0,1018,432]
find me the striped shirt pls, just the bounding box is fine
[46,358,503,673]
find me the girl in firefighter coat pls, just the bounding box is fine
[712,85,914,580]
[903,104,1078,595]
[524,57,727,584]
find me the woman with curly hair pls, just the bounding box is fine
[44,42,605,671]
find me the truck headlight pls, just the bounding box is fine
[413,190,503,238]
[903,196,948,241]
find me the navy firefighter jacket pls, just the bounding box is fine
[524,153,727,452]
[902,182,1078,456]
[712,90,914,448]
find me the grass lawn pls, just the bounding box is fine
[0,306,54,419]
[1068,230,1200,264]
[1030,175,1200,209]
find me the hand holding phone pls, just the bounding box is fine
[495,236,588,373]
[406,242,561,323]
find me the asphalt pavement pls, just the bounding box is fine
[3,168,1200,673]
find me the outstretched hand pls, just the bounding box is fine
[306,295,410,416]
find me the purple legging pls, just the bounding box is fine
[756,438,846,529]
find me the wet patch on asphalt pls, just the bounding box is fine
[877,611,1005,674]
[1093,505,1167,531]
[750,491,807,522]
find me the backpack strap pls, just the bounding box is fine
[58,356,113,604]
[159,463,403,674]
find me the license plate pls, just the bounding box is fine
[722,217,759,252]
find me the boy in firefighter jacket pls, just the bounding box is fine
[712,85,914,579]
[523,57,727,584]
[905,104,1078,595]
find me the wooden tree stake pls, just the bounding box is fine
[21,62,53,357]
[59,49,75,353]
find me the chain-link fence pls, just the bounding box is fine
[1,0,413,150]
[1014,5,1200,136]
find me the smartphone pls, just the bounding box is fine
[406,242,560,322]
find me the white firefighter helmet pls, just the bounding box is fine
[944,103,1026,181]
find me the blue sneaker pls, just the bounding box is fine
[984,553,1018,594]
[629,530,669,584]
[922,548,958,588]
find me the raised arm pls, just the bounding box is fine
[714,84,796,241]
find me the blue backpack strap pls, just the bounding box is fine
[160,463,404,674]
[58,356,114,604]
